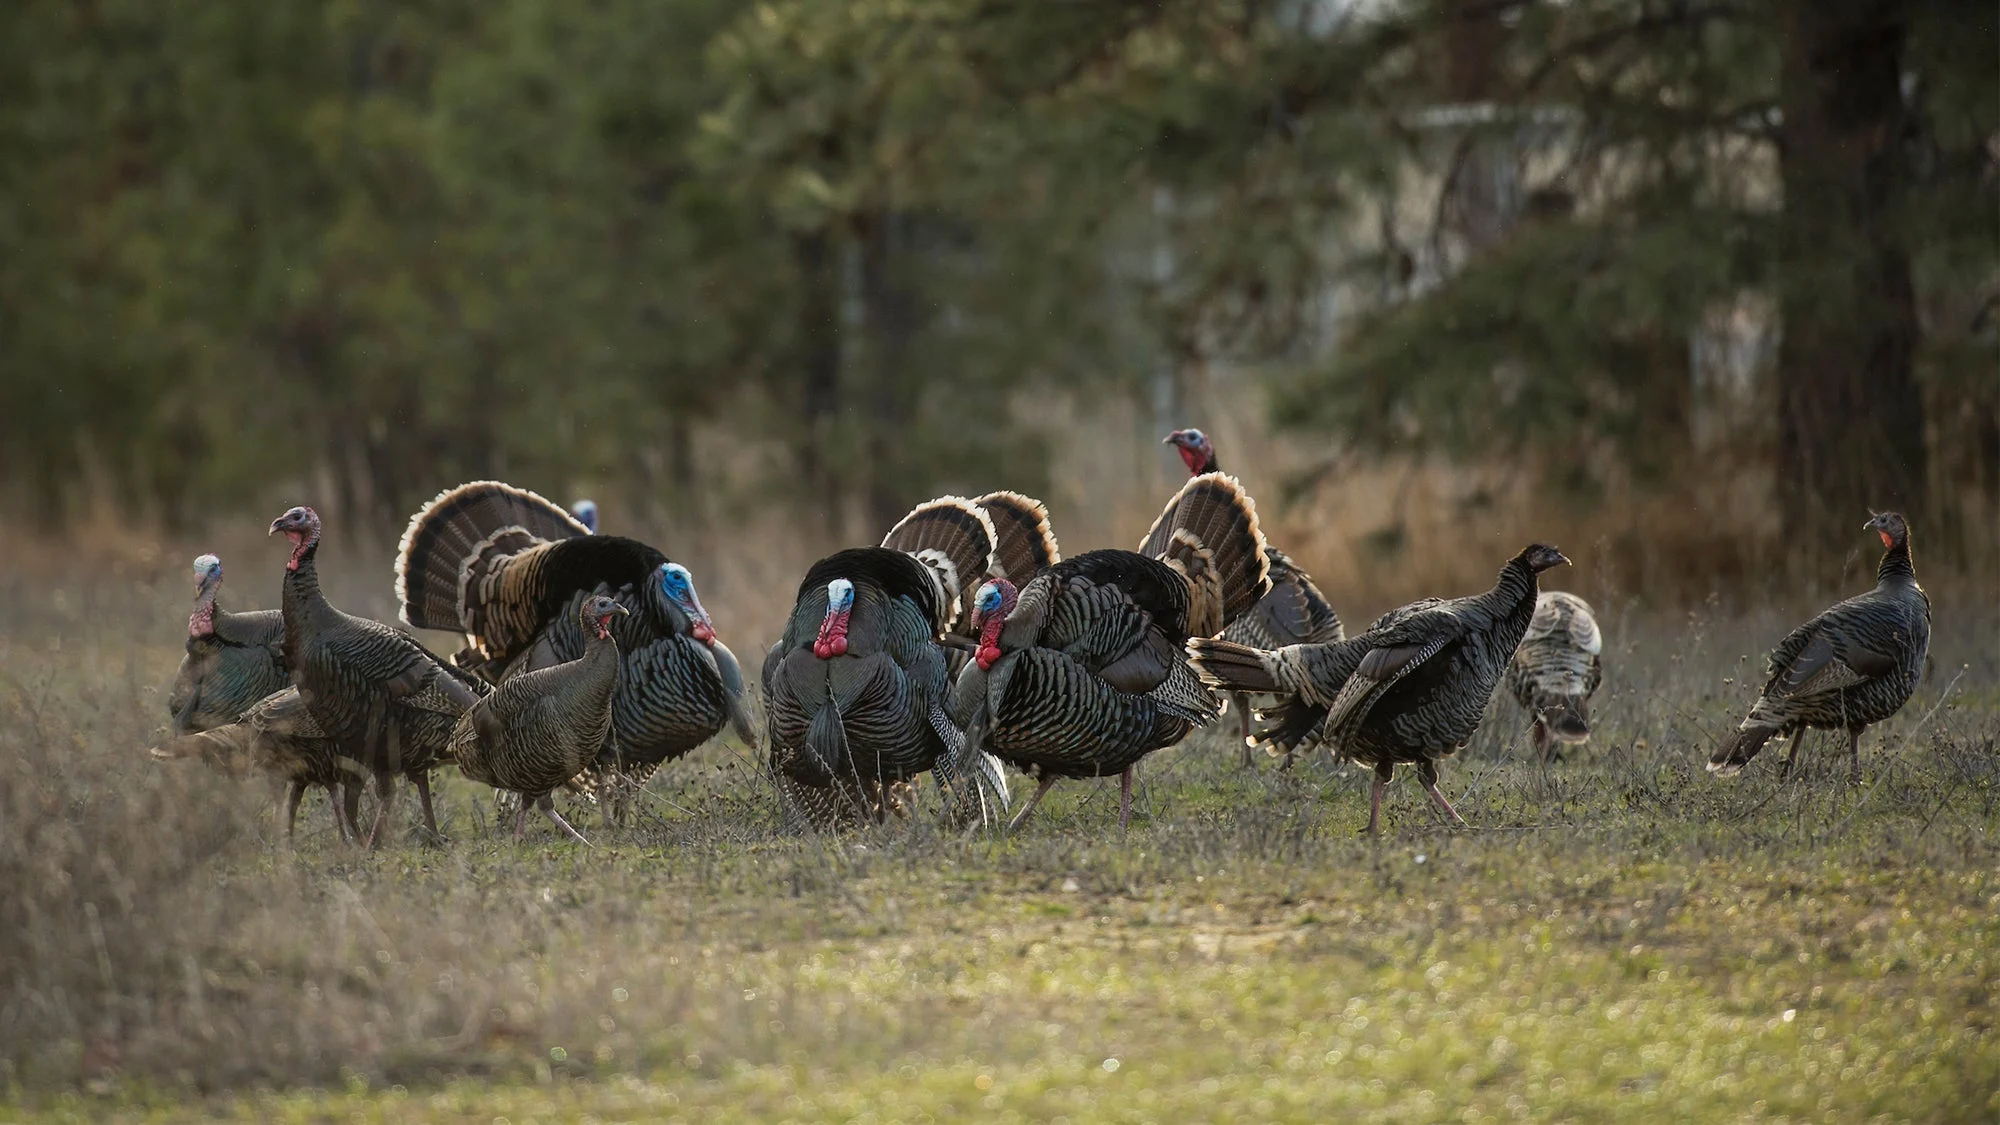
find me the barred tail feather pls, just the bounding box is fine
[1708,724,1779,776]
[881,497,998,629]
[975,491,1061,581]
[1139,472,1271,625]
[1186,637,1285,695]
[396,480,588,630]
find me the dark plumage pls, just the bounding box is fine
[1709,513,1930,782]
[149,687,366,843]
[271,506,484,848]
[953,473,1272,831]
[1191,544,1569,834]
[396,481,754,817]
[1163,429,1344,763]
[166,554,288,737]
[764,498,1010,829]
[1505,591,1604,761]
[450,594,626,844]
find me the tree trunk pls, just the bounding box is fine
[1774,0,1925,552]
[791,230,842,532]
[858,211,922,536]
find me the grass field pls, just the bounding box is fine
[1,572,1995,1123]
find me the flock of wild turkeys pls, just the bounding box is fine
[148,428,1933,846]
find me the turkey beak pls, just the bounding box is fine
[1554,550,1572,568]
[267,517,284,536]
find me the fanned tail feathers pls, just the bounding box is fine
[881,497,999,630]
[397,480,589,631]
[1138,472,1271,633]
[975,491,1061,581]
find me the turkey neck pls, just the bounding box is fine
[1876,535,1916,586]
[279,540,343,644]
[1488,557,1541,619]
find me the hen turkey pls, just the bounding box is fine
[1708,512,1929,782]
[1190,543,1568,833]
[1505,591,1604,761]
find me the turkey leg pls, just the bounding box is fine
[281,781,306,840]
[538,794,594,847]
[363,770,397,850]
[1118,767,1135,831]
[1007,776,1059,833]
[1416,760,1467,828]
[1235,693,1255,768]
[1366,763,1393,835]
[412,770,441,840]
[339,783,362,844]
[1846,727,1864,785]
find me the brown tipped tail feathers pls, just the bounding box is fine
[1185,637,1286,695]
[1707,724,1781,776]
[1138,472,1270,636]
[975,491,1061,581]
[880,497,998,628]
[397,481,591,632]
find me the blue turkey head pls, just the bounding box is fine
[658,562,716,643]
[570,499,598,534]
[192,553,223,595]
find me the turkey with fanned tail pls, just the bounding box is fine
[1190,543,1568,834]
[764,496,1014,829]
[1708,512,1928,783]
[396,481,754,822]
[953,472,1271,831]
[1164,429,1344,765]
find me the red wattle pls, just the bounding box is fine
[692,620,716,644]
[976,644,1001,671]
[1878,530,1893,549]
[813,611,850,659]
[1177,446,1206,475]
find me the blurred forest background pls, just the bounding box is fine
[2,0,1994,602]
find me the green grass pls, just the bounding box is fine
[1,583,1996,1123]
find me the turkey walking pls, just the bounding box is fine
[166,554,288,736]
[1193,544,1568,834]
[397,481,754,819]
[953,472,1271,831]
[1708,513,1929,783]
[149,686,367,842]
[449,594,627,844]
[1164,428,1343,764]
[1186,598,1444,770]
[765,497,1011,829]
[1505,591,1604,761]
[270,506,484,847]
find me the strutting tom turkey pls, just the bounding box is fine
[397,481,754,821]
[952,472,1272,831]
[1709,513,1929,783]
[1164,429,1343,765]
[270,507,486,848]
[1505,591,1605,761]
[1190,544,1569,833]
[763,496,1016,830]
[449,594,628,845]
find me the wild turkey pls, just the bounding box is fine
[570,498,599,534]
[1186,598,1444,770]
[166,554,288,736]
[953,472,1271,831]
[149,686,367,842]
[1709,512,1930,783]
[270,506,484,847]
[932,491,1063,677]
[449,594,627,844]
[1190,544,1569,834]
[1164,428,1343,764]
[764,497,1013,829]
[1505,592,1604,761]
[396,481,755,818]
